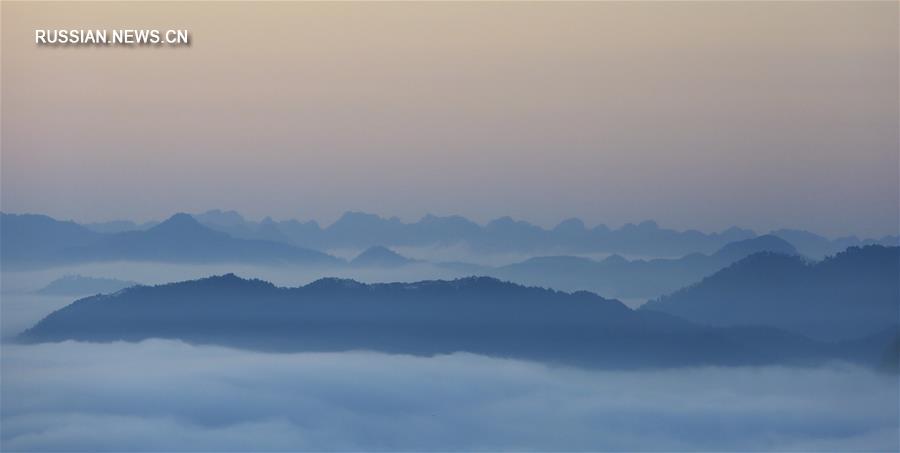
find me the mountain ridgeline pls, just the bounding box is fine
[37,275,139,296]
[351,246,418,268]
[642,246,900,342]
[25,210,896,260]
[5,210,895,272]
[478,235,799,299]
[0,213,102,268]
[188,210,898,258]
[18,274,893,370]
[1,213,341,269]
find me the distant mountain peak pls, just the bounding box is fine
[328,211,403,232]
[154,212,202,229]
[37,274,139,296]
[337,211,382,222]
[637,220,659,230]
[486,216,539,230]
[642,245,899,342]
[713,234,798,260]
[726,250,808,270]
[195,209,247,227]
[487,216,515,227]
[554,218,586,233]
[351,245,414,267]
[722,226,755,236]
[143,213,228,241]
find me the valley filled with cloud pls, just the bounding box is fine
[3,340,897,452]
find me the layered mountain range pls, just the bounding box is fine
[465,234,800,298]
[11,207,897,370]
[18,266,897,370]
[68,210,897,258]
[37,275,139,296]
[642,245,899,342]
[1,213,341,269]
[6,211,896,303]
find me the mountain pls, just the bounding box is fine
[712,234,797,262]
[194,209,247,228]
[193,209,273,241]
[485,235,798,299]
[0,213,102,268]
[299,212,894,257]
[274,219,324,248]
[66,210,900,258]
[475,217,548,251]
[17,274,882,370]
[37,275,139,296]
[770,229,899,259]
[407,214,482,245]
[351,246,417,268]
[61,213,343,266]
[326,211,407,247]
[642,246,900,342]
[194,210,318,247]
[256,217,293,244]
[263,208,897,258]
[179,210,765,256]
[0,213,343,268]
[5,210,891,273]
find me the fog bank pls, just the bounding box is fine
[2,340,897,451]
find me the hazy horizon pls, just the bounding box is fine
[4,207,897,241]
[2,1,898,238]
[3,2,899,451]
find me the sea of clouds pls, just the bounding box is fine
[2,340,897,452]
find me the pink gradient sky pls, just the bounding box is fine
[2,2,897,237]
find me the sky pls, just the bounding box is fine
[2,2,897,237]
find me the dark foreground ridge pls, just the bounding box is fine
[18,275,893,370]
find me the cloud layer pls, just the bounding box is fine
[2,340,898,451]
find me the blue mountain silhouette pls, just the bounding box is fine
[482,235,798,299]
[642,246,899,341]
[37,275,139,296]
[351,246,417,268]
[189,210,897,256]
[1,213,342,267]
[0,213,101,267]
[155,210,761,255]
[18,274,885,370]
